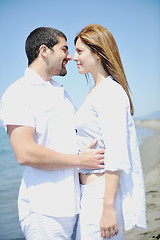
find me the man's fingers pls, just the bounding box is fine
[88,139,97,148]
[98,164,105,169]
[96,148,105,154]
[96,154,104,160]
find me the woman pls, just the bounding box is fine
[73,24,147,240]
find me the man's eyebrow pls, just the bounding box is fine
[62,45,68,50]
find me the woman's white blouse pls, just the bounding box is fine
[75,76,147,230]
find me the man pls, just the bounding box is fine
[0,27,105,239]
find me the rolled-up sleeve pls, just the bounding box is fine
[94,82,131,173]
[0,84,35,128]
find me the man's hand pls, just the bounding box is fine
[78,139,105,169]
[7,125,104,170]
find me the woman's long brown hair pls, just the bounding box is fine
[75,24,134,115]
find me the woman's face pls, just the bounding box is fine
[73,38,99,75]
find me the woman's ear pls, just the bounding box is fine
[96,53,101,60]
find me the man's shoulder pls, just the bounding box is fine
[51,79,62,88]
[1,75,27,101]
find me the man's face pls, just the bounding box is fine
[48,37,72,76]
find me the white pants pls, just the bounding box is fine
[76,178,124,240]
[20,212,78,240]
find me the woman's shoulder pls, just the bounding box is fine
[96,76,128,101]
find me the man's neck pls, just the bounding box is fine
[29,62,51,82]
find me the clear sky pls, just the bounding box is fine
[0,0,159,119]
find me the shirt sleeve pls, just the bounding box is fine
[0,84,35,128]
[94,82,131,173]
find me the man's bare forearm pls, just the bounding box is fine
[8,125,105,170]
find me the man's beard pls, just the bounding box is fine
[59,63,67,76]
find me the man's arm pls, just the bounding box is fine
[7,125,105,170]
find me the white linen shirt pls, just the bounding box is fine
[0,68,80,220]
[75,76,147,230]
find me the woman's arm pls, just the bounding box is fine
[95,82,131,172]
[100,170,121,239]
[95,82,130,238]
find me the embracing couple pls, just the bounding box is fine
[0,25,147,240]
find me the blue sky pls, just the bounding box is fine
[0,0,159,118]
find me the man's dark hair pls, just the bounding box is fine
[25,27,67,66]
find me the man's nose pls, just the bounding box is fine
[67,53,72,61]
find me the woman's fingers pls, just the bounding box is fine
[101,227,119,239]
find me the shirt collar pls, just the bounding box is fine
[24,68,62,88]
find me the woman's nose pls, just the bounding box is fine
[73,52,78,61]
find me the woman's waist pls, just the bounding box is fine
[80,172,106,185]
[76,136,105,151]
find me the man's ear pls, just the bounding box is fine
[39,45,48,58]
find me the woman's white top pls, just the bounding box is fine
[75,76,147,230]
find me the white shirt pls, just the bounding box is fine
[75,76,147,230]
[0,68,80,220]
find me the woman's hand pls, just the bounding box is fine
[100,205,119,239]
[100,170,121,238]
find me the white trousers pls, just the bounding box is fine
[20,212,78,240]
[76,178,124,240]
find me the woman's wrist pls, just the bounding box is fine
[103,201,115,209]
